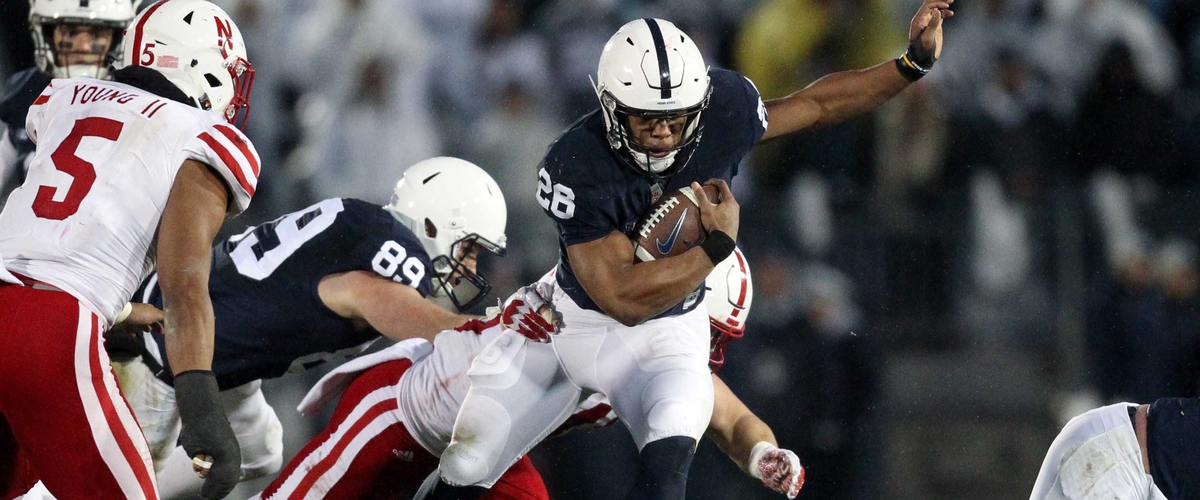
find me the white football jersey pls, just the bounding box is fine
[0,77,259,323]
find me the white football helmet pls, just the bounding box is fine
[29,0,136,79]
[592,18,711,176]
[120,0,254,127]
[384,157,508,311]
[705,246,752,370]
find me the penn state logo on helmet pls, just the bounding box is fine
[591,18,712,178]
[705,246,752,370]
[29,0,136,79]
[384,157,508,312]
[121,0,255,128]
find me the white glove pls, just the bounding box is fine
[749,441,805,498]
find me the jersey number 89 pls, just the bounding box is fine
[371,240,425,287]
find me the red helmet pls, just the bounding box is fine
[705,247,751,370]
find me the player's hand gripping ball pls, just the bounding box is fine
[750,442,806,499]
[501,285,560,342]
[632,183,720,262]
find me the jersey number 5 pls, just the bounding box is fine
[32,117,123,220]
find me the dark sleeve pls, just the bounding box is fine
[348,205,434,297]
[538,151,619,247]
[1146,397,1200,500]
[0,68,50,150]
[708,68,768,158]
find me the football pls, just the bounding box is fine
[632,184,720,262]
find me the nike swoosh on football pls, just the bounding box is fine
[656,208,689,255]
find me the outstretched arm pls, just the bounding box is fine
[707,374,805,498]
[759,0,952,141]
[318,270,473,343]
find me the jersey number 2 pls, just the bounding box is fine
[32,117,123,220]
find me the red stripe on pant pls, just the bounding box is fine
[0,284,158,499]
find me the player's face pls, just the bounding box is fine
[451,241,481,280]
[53,24,114,68]
[627,115,687,156]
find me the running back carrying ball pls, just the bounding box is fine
[632,183,720,262]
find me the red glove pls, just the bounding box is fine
[749,442,805,498]
[501,285,558,342]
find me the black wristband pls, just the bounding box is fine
[700,230,736,265]
[895,44,935,82]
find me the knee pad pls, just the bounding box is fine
[439,395,512,487]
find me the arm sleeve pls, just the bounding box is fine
[181,121,260,215]
[539,156,618,247]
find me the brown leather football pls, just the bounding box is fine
[632,184,719,262]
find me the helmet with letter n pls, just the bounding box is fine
[29,0,136,79]
[119,0,255,128]
[385,157,508,312]
[705,246,752,371]
[591,18,711,179]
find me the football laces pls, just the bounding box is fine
[637,197,680,239]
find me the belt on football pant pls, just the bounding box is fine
[6,272,64,292]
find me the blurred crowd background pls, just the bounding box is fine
[4,0,1200,498]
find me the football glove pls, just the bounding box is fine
[175,370,241,499]
[501,285,559,343]
[749,442,806,499]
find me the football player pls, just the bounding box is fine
[108,157,507,498]
[0,1,258,498]
[0,0,136,203]
[256,248,805,500]
[1030,398,1197,500]
[431,3,952,499]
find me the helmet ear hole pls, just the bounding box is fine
[204,73,222,87]
[424,218,438,239]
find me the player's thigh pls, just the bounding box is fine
[598,313,713,450]
[2,293,157,499]
[486,456,549,500]
[440,330,580,487]
[219,380,283,479]
[111,357,180,470]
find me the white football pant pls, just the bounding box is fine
[1030,403,1166,500]
[439,285,714,487]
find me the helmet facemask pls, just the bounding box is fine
[709,319,745,372]
[221,56,255,129]
[429,233,507,312]
[597,86,710,178]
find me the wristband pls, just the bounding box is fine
[748,441,776,478]
[895,44,935,82]
[115,302,133,324]
[700,230,736,265]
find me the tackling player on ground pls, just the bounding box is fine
[256,248,804,499]
[0,1,258,498]
[0,0,136,203]
[106,157,507,498]
[430,2,951,499]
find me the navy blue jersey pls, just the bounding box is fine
[0,68,50,185]
[1146,397,1200,499]
[538,68,767,316]
[141,198,433,389]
